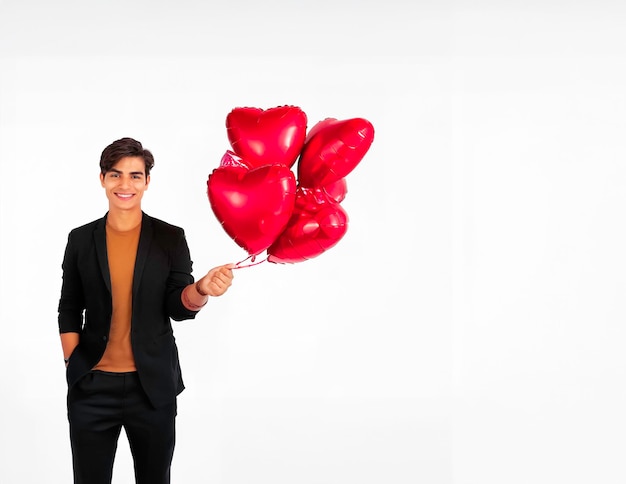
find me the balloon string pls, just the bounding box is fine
[233,254,268,269]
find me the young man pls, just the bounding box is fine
[58,137,234,484]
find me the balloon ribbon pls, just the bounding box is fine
[233,253,268,269]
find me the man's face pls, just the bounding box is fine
[100,156,150,212]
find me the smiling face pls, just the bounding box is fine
[100,156,150,213]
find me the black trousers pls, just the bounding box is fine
[67,370,177,484]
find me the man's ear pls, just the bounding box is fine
[100,172,105,187]
[145,174,151,189]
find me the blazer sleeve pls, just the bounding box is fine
[58,230,85,333]
[166,229,200,321]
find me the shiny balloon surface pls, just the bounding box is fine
[297,117,374,188]
[267,187,348,264]
[208,164,296,256]
[226,105,308,169]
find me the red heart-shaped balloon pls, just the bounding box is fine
[297,117,374,188]
[320,178,348,204]
[226,105,308,169]
[207,164,297,256]
[267,187,348,264]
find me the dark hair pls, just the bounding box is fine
[100,137,155,176]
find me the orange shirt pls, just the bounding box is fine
[93,222,141,372]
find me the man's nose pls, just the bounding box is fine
[119,175,132,188]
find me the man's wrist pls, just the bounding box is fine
[196,280,209,297]
[182,285,207,310]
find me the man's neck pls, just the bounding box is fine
[106,208,143,232]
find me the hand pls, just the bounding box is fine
[197,264,234,297]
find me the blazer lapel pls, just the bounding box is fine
[94,214,111,294]
[133,212,153,296]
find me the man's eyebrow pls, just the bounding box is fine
[107,168,145,176]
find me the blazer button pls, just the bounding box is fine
[102,336,108,342]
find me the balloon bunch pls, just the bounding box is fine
[207,105,374,266]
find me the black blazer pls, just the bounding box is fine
[58,212,200,408]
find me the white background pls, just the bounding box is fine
[1,1,626,483]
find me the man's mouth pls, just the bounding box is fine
[116,193,134,200]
